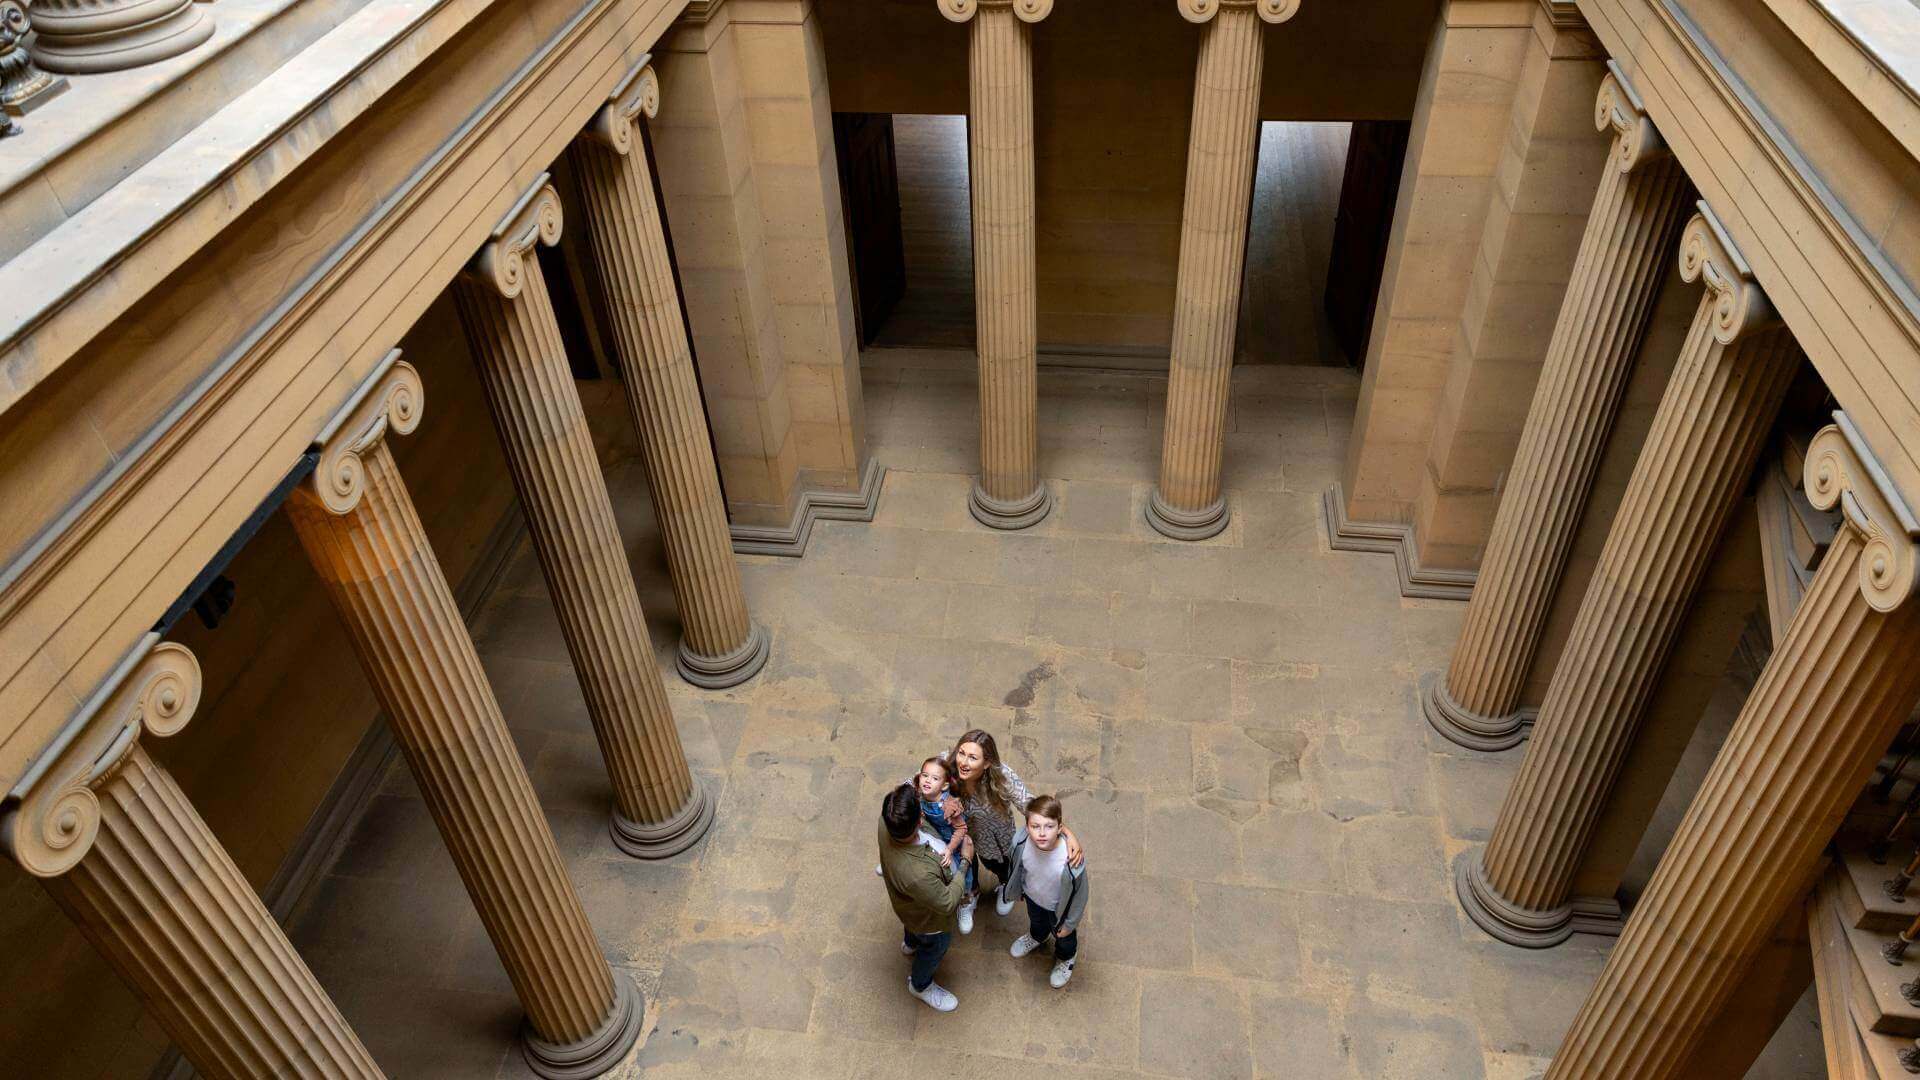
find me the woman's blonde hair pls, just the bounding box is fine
[953,729,1014,820]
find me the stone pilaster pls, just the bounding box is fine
[285,358,641,1079]
[1,638,383,1079]
[1461,204,1800,948]
[1423,64,1691,750]
[943,0,1053,529]
[571,62,770,691]
[26,0,213,74]
[1148,0,1295,540]
[1546,413,1920,1078]
[452,175,716,855]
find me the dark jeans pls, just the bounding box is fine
[978,854,1011,897]
[1027,899,1078,963]
[903,929,950,991]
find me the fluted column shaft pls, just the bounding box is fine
[1464,208,1800,948]
[571,65,769,690]
[48,745,385,1079]
[1149,4,1264,541]
[1425,66,1690,750]
[963,1,1051,529]
[27,0,212,74]
[452,179,713,857]
[1546,420,1920,1076]
[286,360,639,1077]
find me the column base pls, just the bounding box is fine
[1420,672,1532,751]
[31,1,215,75]
[676,623,771,689]
[1455,851,1574,949]
[611,780,716,859]
[969,479,1052,531]
[520,972,645,1080]
[1146,487,1229,541]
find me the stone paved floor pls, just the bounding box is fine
[290,350,1632,1078]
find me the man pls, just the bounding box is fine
[878,782,965,1011]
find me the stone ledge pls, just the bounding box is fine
[1322,482,1476,601]
[730,457,884,557]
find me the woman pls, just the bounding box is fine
[947,729,1083,931]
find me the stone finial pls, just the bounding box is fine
[1678,203,1775,344]
[307,350,424,515]
[586,57,659,157]
[0,1,67,135]
[0,636,201,877]
[1806,412,1920,614]
[466,176,563,300]
[940,0,1053,24]
[1178,0,1300,24]
[1594,60,1665,174]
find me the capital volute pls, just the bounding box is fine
[305,350,423,516]
[1178,0,1299,24]
[586,56,659,157]
[1806,412,1920,614]
[1678,202,1775,345]
[0,635,200,878]
[466,175,563,300]
[1594,61,1666,174]
[939,0,1052,24]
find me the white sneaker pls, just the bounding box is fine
[958,896,976,935]
[909,977,958,1012]
[995,886,1016,917]
[902,940,915,956]
[1049,958,1075,989]
[874,863,883,877]
[1009,933,1042,959]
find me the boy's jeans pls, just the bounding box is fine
[903,929,951,990]
[1026,899,1078,963]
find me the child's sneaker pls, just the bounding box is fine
[1049,958,1075,989]
[901,940,915,956]
[909,977,958,1012]
[958,895,976,935]
[1009,933,1043,958]
[995,885,1016,917]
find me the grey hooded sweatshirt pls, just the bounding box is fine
[1004,829,1089,935]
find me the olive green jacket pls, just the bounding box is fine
[878,821,965,935]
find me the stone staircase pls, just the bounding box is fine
[1812,854,1920,1076]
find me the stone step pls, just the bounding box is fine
[1841,850,1920,934]
[1846,918,1920,1036]
[1858,1016,1916,1080]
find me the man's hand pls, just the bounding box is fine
[939,851,952,869]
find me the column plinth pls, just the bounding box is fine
[286,358,641,1078]
[1546,414,1920,1077]
[1150,0,1295,541]
[1462,204,1801,948]
[26,0,212,74]
[453,175,714,858]
[1,638,383,1079]
[572,61,769,690]
[945,0,1053,530]
[1423,65,1690,750]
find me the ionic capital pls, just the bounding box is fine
[939,0,1052,24]
[1806,412,1920,613]
[306,350,423,515]
[1678,202,1776,345]
[1,635,200,878]
[1178,0,1299,24]
[1594,61,1666,174]
[585,57,659,157]
[467,175,563,300]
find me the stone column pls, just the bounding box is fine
[570,62,770,690]
[1546,413,1920,1078]
[1460,205,1802,948]
[452,175,717,855]
[1423,65,1690,750]
[942,0,1053,529]
[26,0,213,74]
[1,638,382,1079]
[285,358,641,1079]
[1147,0,1296,540]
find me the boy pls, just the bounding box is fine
[878,783,966,1011]
[1003,795,1088,988]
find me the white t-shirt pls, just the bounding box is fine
[1020,837,1070,912]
